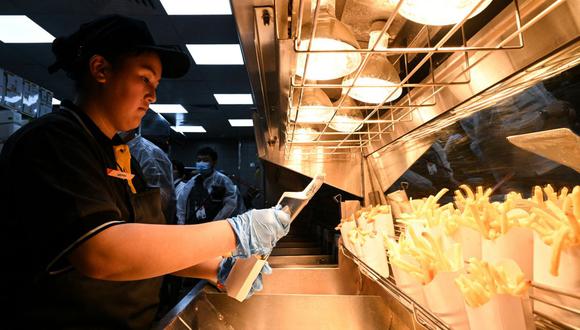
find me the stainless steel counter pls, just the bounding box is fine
[156,247,423,330]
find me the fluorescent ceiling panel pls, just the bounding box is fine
[171,125,206,133]
[160,0,232,15]
[0,16,54,43]
[150,104,188,114]
[186,44,244,65]
[52,98,61,105]
[214,93,253,105]
[228,119,253,127]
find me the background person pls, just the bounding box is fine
[176,147,243,225]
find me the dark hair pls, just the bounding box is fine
[171,159,185,177]
[197,147,218,162]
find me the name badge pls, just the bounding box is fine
[107,168,135,180]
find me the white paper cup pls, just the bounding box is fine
[482,227,533,280]
[452,226,482,260]
[339,221,356,255]
[373,213,395,238]
[466,294,529,330]
[392,265,428,307]
[359,234,390,278]
[533,232,580,328]
[423,271,469,330]
[387,190,412,219]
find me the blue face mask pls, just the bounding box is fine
[196,161,212,175]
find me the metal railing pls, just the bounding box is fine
[284,0,569,160]
[340,241,580,330]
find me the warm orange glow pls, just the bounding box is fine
[389,0,493,26]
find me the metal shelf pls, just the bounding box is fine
[340,243,451,330]
[340,241,580,330]
[285,0,570,159]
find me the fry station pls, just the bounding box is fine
[0,0,578,329]
[158,0,579,329]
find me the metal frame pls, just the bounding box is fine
[284,0,569,160]
[340,244,451,330]
[341,241,580,330]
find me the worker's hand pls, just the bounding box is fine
[227,206,291,257]
[217,257,272,299]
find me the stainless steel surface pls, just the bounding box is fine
[276,241,318,248]
[202,292,393,330]
[158,243,423,330]
[268,254,331,266]
[261,266,358,295]
[154,280,208,330]
[233,0,578,196]
[269,246,322,255]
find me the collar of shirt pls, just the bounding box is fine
[60,100,125,147]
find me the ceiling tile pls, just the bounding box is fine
[0,0,255,138]
[169,15,239,44]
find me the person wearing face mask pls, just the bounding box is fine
[176,147,241,225]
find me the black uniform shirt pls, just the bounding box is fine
[0,101,159,329]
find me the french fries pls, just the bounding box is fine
[341,184,579,280]
[524,185,580,276]
[453,185,532,240]
[455,258,531,307]
[386,226,463,285]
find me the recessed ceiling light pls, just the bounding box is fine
[150,104,188,113]
[52,98,61,105]
[228,119,253,127]
[186,44,244,65]
[0,16,54,43]
[171,125,206,133]
[160,0,232,15]
[214,93,253,105]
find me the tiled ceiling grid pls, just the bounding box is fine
[0,0,256,139]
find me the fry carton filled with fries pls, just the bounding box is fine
[336,204,394,278]
[386,225,468,329]
[336,183,579,329]
[527,185,580,328]
[456,258,532,330]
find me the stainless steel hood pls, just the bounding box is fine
[232,0,579,200]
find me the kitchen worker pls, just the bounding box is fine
[121,126,176,225]
[0,15,290,329]
[176,147,242,225]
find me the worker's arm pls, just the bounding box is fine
[172,256,221,282]
[69,220,236,281]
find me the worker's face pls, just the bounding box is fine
[99,52,161,132]
[196,154,216,174]
[196,155,215,167]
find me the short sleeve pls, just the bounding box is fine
[3,117,125,271]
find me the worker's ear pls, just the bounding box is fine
[88,54,112,84]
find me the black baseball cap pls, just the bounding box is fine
[49,15,190,79]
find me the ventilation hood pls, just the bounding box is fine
[231,0,579,199]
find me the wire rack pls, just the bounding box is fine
[340,240,580,330]
[284,0,568,160]
[340,243,451,330]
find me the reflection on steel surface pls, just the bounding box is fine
[233,0,576,197]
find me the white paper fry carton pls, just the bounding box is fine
[533,232,580,329]
[423,271,469,330]
[482,227,533,280]
[392,264,428,307]
[466,294,529,330]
